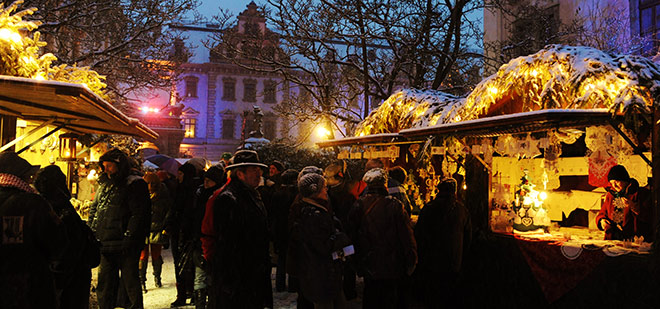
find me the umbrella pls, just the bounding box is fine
[187,157,210,172]
[145,154,181,176]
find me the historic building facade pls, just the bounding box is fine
[483,0,658,75]
[133,2,292,159]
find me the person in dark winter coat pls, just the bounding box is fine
[88,148,151,309]
[192,164,225,309]
[387,166,413,216]
[349,168,417,309]
[168,162,203,307]
[206,150,272,308]
[271,169,299,292]
[324,162,358,300]
[0,151,68,309]
[286,166,324,309]
[34,165,98,309]
[414,177,472,309]
[139,172,173,292]
[596,165,654,241]
[296,172,351,308]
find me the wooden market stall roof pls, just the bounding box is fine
[0,75,158,141]
[398,109,613,138]
[317,109,615,148]
[317,133,399,148]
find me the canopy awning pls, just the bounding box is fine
[318,109,616,148]
[399,109,613,139]
[0,75,158,140]
[316,133,399,148]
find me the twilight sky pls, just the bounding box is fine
[196,0,258,20]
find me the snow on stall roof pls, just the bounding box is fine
[460,44,660,121]
[354,88,466,136]
[354,45,660,138]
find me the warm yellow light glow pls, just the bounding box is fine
[34,73,45,80]
[530,70,538,77]
[539,191,547,201]
[462,183,467,190]
[0,28,22,44]
[316,126,331,139]
[488,86,498,95]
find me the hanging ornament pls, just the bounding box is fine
[555,128,583,144]
[588,148,617,187]
[519,133,541,159]
[494,134,516,157]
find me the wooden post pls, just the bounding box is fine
[0,115,16,152]
[653,105,660,245]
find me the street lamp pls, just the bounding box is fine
[316,126,331,139]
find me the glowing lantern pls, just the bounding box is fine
[59,133,78,161]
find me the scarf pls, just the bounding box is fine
[0,173,38,194]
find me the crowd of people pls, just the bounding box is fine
[0,148,474,309]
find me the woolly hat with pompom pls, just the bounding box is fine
[298,173,326,198]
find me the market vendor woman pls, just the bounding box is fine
[596,165,653,241]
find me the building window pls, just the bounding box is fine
[264,80,277,103]
[510,5,559,58]
[183,118,196,138]
[640,1,660,54]
[264,120,276,140]
[243,79,257,102]
[222,118,236,139]
[223,78,236,101]
[184,77,198,98]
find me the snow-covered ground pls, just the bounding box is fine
[91,249,362,309]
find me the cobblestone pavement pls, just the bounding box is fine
[90,249,363,309]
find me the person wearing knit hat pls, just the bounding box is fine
[607,164,630,182]
[294,172,351,307]
[204,164,226,188]
[298,173,327,198]
[298,165,324,182]
[349,167,417,308]
[595,165,653,241]
[285,166,326,308]
[363,168,388,188]
[0,152,68,308]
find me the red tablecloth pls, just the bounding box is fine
[515,238,606,303]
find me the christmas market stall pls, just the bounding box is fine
[0,76,158,218]
[319,45,660,307]
[0,4,157,220]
